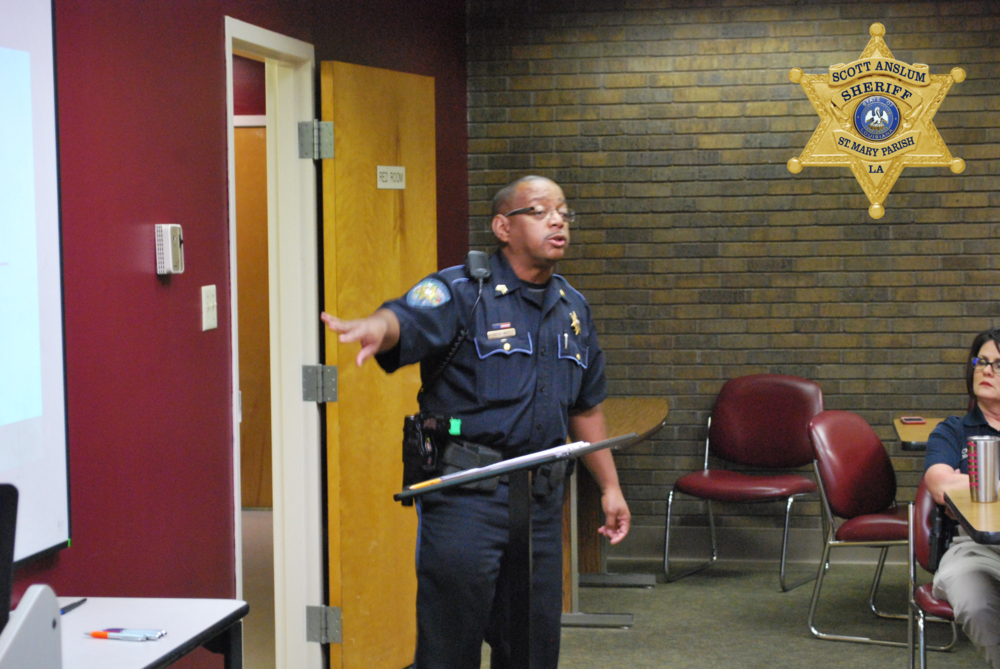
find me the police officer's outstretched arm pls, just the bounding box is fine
[321,309,401,367]
[570,404,631,545]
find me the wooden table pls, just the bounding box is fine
[944,487,1000,544]
[578,397,669,586]
[893,417,944,451]
[561,396,669,628]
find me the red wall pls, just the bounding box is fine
[15,1,466,662]
[233,56,266,117]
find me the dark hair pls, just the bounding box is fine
[491,175,554,216]
[966,327,1000,400]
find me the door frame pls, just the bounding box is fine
[225,17,324,669]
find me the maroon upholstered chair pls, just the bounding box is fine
[808,410,915,645]
[908,480,958,669]
[663,374,823,591]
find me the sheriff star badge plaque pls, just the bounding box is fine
[788,23,965,219]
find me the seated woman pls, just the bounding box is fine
[924,326,1000,668]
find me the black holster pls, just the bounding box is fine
[401,413,449,506]
[401,414,505,505]
[928,503,959,572]
[531,459,573,499]
[440,440,503,493]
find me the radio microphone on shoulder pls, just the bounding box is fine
[465,250,491,283]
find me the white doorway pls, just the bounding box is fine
[225,17,324,669]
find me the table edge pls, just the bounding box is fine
[70,600,250,669]
[944,492,1000,544]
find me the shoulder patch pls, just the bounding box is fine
[406,278,451,308]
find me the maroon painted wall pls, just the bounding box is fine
[233,56,266,117]
[14,2,466,663]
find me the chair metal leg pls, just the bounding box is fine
[908,605,948,669]
[908,599,915,669]
[908,603,955,665]
[868,546,907,619]
[925,617,957,653]
[812,558,957,649]
[663,489,717,582]
[912,613,957,665]
[807,529,837,640]
[908,603,948,669]
[664,489,818,590]
[918,609,928,669]
[809,536,910,647]
[779,493,818,592]
[864,548,956,652]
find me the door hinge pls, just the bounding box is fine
[306,605,342,644]
[302,365,338,403]
[298,120,334,160]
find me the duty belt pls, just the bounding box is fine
[440,440,503,493]
[441,439,571,498]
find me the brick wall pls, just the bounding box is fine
[467,0,1000,561]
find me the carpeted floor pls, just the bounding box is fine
[557,562,976,669]
[243,510,979,668]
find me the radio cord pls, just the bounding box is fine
[417,277,486,402]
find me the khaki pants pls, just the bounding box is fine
[933,536,1000,668]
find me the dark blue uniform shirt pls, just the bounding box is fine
[376,251,607,457]
[925,404,1000,474]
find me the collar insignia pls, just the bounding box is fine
[495,284,508,295]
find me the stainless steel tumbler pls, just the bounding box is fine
[968,435,1000,503]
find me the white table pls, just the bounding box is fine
[58,597,248,669]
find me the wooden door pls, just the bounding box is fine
[321,61,436,669]
[235,125,273,509]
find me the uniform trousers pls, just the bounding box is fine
[414,480,565,669]
[933,536,1000,668]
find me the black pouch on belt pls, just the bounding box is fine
[441,440,503,493]
[401,413,449,506]
[532,459,574,499]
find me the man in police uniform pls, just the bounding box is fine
[321,175,629,669]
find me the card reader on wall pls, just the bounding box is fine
[155,224,184,274]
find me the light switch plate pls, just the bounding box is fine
[202,285,217,331]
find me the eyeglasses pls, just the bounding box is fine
[973,357,1000,373]
[502,205,576,224]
